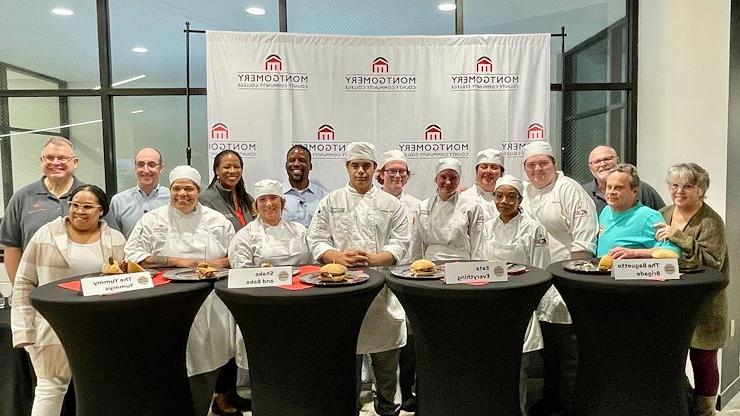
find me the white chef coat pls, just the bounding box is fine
[410,192,486,262]
[308,184,409,354]
[125,203,237,376]
[229,218,313,268]
[485,212,551,352]
[462,183,498,223]
[397,191,421,265]
[522,172,598,324]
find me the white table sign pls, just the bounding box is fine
[444,261,508,284]
[81,272,154,296]
[613,259,680,280]
[228,266,293,288]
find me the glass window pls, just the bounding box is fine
[287,0,455,35]
[113,95,209,191]
[109,0,280,89]
[0,0,100,90]
[561,90,629,183]
[464,0,627,83]
[1,97,103,215]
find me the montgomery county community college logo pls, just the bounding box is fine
[291,124,351,160]
[476,56,493,72]
[207,122,257,159]
[372,57,389,73]
[499,121,546,157]
[345,57,416,93]
[397,124,469,159]
[210,123,229,139]
[527,123,544,139]
[425,124,442,141]
[450,56,520,91]
[317,125,335,141]
[237,54,310,91]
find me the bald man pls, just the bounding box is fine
[109,147,170,238]
[582,145,664,214]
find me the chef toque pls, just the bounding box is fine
[435,158,462,177]
[169,165,202,189]
[380,150,408,169]
[475,148,504,167]
[494,174,524,195]
[522,141,554,162]
[346,142,376,162]
[254,179,284,200]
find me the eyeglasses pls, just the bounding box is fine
[588,155,616,166]
[68,202,101,212]
[136,161,161,169]
[494,192,520,202]
[41,155,76,163]
[384,169,408,177]
[670,183,696,191]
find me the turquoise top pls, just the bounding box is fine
[597,202,680,257]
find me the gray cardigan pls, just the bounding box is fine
[199,182,255,231]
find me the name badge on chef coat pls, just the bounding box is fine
[445,261,508,284]
[612,259,680,280]
[228,266,293,288]
[81,272,154,296]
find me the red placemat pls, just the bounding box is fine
[58,271,171,292]
[279,265,320,291]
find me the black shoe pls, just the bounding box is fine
[226,390,252,412]
[401,396,417,412]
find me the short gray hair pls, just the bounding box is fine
[666,163,710,198]
[608,163,641,189]
[44,136,75,153]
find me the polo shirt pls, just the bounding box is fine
[282,181,326,228]
[0,176,83,250]
[596,202,680,257]
[109,184,171,238]
[583,179,666,215]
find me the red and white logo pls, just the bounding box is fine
[372,57,389,73]
[476,56,493,73]
[317,124,335,141]
[265,54,282,71]
[527,123,544,140]
[425,124,442,141]
[210,123,229,139]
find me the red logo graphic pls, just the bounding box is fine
[527,123,544,140]
[265,54,282,71]
[425,124,442,141]
[476,56,493,73]
[372,57,389,73]
[210,123,229,139]
[317,124,335,141]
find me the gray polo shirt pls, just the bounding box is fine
[0,177,84,250]
[109,184,170,238]
[582,178,666,215]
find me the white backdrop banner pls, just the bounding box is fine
[207,31,550,197]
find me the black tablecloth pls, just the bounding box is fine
[549,260,727,416]
[30,277,213,416]
[385,265,552,416]
[0,307,35,416]
[215,268,385,416]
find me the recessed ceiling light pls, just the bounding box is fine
[132,47,148,53]
[438,3,456,11]
[131,110,143,114]
[246,7,266,15]
[51,8,74,16]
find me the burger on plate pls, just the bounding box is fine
[196,263,218,279]
[410,259,437,276]
[102,257,146,274]
[598,255,613,271]
[319,263,348,282]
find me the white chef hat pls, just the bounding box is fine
[346,141,376,162]
[494,174,524,195]
[169,165,201,189]
[435,158,462,177]
[254,179,284,200]
[475,148,504,167]
[522,141,554,161]
[380,149,408,169]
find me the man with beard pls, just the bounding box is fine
[462,148,505,222]
[582,145,664,214]
[283,145,326,227]
[109,147,170,238]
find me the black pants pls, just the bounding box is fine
[399,334,416,400]
[214,358,238,394]
[537,322,578,415]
